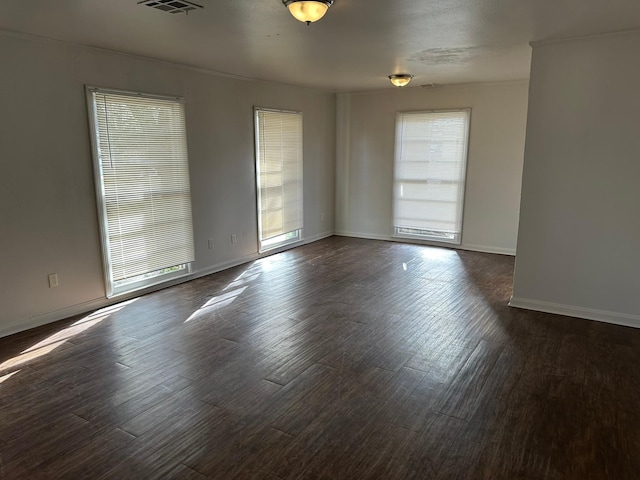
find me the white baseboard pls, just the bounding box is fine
[0,297,116,339]
[0,231,334,339]
[334,230,516,256]
[191,231,333,279]
[508,296,640,329]
[335,230,389,242]
[461,243,516,256]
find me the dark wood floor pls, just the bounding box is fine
[1,236,640,479]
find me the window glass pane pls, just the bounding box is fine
[87,87,195,297]
[393,110,470,244]
[255,108,303,251]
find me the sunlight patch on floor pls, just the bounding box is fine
[184,286,248,323]
[0,298,138,379]
[0,370,20,385]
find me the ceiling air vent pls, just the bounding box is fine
[137,0,203,14]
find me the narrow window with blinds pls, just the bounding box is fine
[86,87,195,297]
[393,109,470,244]
[254,108,303,252]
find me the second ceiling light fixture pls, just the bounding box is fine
[283,1,415,88]
[283,0,334,25]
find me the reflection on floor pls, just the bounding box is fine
[1,236,639,479]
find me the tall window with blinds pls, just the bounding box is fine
[254,108,303,252]
[393,109,470,244]
[86,87,195,297]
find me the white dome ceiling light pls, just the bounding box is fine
[283,0,334,25]
[389,74,414,87]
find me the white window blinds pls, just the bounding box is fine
[87,87,195,296]
[393,109,470,244]
[255,108,303,251]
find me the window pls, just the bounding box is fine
[86,87,195,297]
[393,109,470,244]
[254,108,303,252]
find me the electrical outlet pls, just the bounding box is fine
[208,239,214,249]
[48,273,59,288]
[231,234,237,244]
[321,212,326,221]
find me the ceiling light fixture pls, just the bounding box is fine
[283,0,334,25]
[389,74,414,87]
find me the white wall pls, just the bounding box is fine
[511,31,640,327]
[0,32,335,337]
[335,81,529,255]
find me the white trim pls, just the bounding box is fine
[191,231,332,278]
[0,297,117,339]
[393,109,471,249]
[461,243,516,256]
[508,297,640,329]
[530,28,640,49]
[86,87,194,297]
[0,28,335,94]
[347,79,530,96]
[109,264,192,299]
[334,230,389,242]
[0,231,334,339]
[254,107,304,253]
[334,231,516,256]
[86,85,183,102]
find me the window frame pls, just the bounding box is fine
[254,106,304,253]
[392,108,471,245]
[86,85,195,298]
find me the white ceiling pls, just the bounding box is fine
[2,0,640,92]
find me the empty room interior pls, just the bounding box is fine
[2,1,640,478]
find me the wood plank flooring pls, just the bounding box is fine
[1,236,640,479]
